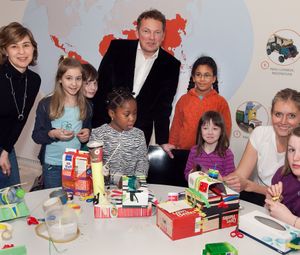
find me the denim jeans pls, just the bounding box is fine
[42,163,62,189]
[0,148,21,189]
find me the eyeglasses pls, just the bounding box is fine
[195,73,214,80]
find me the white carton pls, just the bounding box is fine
[122,176,149,207]
[239,210,300,254]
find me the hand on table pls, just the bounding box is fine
[223,172,244,192]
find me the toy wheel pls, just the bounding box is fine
[279,56,284,63]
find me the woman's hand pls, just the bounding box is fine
[223,172,242,192]
[161,143,176,159]
[77,128,90,143]
[0,150,11,176]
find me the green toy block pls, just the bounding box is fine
[202,242,238,255]
[0,201,30,221]
[0,245,27,255]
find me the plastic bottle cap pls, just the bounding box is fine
[16,188,25,198]
[1,229,12,240]
[0,223,7,230]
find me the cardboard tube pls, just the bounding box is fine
[87,141,105,199]
[90,162,105,197]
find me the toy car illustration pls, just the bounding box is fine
[266,34,298,63]
[236,102,262,132]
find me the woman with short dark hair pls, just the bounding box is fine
[0,22,41,188]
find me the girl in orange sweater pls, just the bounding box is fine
[162,56,231,158]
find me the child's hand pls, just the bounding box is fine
[61,129,74,141]
[218,173,223,182]
[49,128,74,141]
[189,168,197,175]
[117,177,123,189]
[77,128,90,143]
[265,198,294,225]
[267,181,283,201]
[189,165,203,175]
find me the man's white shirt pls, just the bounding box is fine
[133,42,159,96]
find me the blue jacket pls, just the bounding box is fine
[32,96,92,164]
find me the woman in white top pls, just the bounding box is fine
[224,88,300,204]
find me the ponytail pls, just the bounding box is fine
[213,78,219,94]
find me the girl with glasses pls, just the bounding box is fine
[162,56,231,158]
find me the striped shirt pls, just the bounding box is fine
[89,124,149,184]
[184,145,235,180]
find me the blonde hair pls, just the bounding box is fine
[49,56,87,120]
[282,126,300,175]
[0,22,38,65]
[271,88,300,114]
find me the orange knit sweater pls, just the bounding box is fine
[169,88,232,149]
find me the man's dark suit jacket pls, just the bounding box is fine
[92,39,181,145]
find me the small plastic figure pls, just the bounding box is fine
[208,169,219,179]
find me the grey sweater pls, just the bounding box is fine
[89,124,149,184]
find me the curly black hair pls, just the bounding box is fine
[106,87,135,110]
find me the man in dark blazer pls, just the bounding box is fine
[92,9,181,145]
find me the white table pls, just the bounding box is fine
[2,184,300,255]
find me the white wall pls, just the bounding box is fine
[1,0,300,166]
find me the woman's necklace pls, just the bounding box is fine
[5,73,27,121]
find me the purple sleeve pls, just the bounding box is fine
[222,148,235,177]
[271,167,283,185]
[184,146,197,180]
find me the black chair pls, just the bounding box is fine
[147,145,189,187]
[239,191,265,207]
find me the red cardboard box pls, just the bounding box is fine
[156,172,240,240]
[156,206,238,240]
[157,207,202,240]
[94,185,156,218]
[94,203,152,218]
[62,149,93,196]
